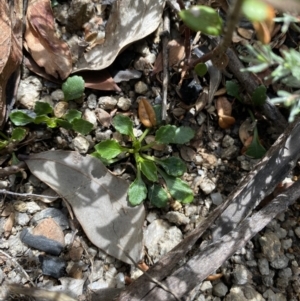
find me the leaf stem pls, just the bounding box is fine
[138,128,151,142]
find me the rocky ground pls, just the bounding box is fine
[0,0,300,300]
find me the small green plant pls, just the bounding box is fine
[9,76,93,135]
[0,128,27,150]
[92,101,195,207]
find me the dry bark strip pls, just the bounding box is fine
[116,118,300,301]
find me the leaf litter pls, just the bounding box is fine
[25,150,145,265]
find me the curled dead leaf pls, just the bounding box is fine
[239,118,255,145]
[25,0,72,79]
[138,97,157,128]
[218,115,236,129]
[216,96,233,116]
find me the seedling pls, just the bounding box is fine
[0,128,27,151]
[93,99,195,207]
[9,76,93,135]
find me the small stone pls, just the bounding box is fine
[232,264,252,285]
[259,231,281,261]
[90,260,104,282]
[31,208,69,230]
[294,226,300,238]
[14,212,30,226]
[39,255,66,278]
[51,89,65,101]
[199,177,216,194]
[144,219,182,259]
[17,76,42,109]
[210,192,223,205]
[87,94,97,109]
[95,129,112,142]
[222,135,235,147]
[98,96,118,110]
[281,238,292,250]
[240,160,251,171]
[200,281,212,292]
[134,81,148,94]
[165,211,190,226]
[72,136,90,153]
[146,211,158,223]
[258,258,269,275]
[221,145,239,160]
[116,272,125,288]
[117,97,131,111]
[276,227,287,239]
[83,109,97,128]
[278,267,292,279]
[262,270,275,287]
[184,204,199,217]
[270,254,289,269]
[54,101,69,118]
[213,282,228,297]
[200,153,218,169]
[27,202,41,214]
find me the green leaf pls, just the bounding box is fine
[179,6,223,36]
[148,184,169,208]
[34,115,57,128]
[56,119,73,130]
[62,75,85,101]
[11,128,27,141]
[0,140,8,150]
[128,176,147,206]
[160,170,194,204]
[140,158,158,182]
[113,114,134,138]
[252,85,267,106]
[157,157,186,177]
[242,0,272,22]
[173,126,195,144]
[34,101,53,116]
[245,127,266,159]
[226,81,242,101]
[64,109,82,123]
[194,63,208,77]
[94,140,126,160]
[71,118,93,135]
[155,125,176,144]
[10,111,34,126]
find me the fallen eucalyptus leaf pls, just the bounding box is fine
[75,0,165,71]
[25,151,145,264]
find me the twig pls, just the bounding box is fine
[0,189,58,200]
[0,161,26,178]
[0,250,35,286]
[161,9,170,121]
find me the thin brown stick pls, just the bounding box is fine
[0,161,26,178]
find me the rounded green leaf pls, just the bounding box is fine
[10,111,34,126]
[155,125,176,144]
[158,157,186,177]
[34,101,53,116]
[173,126,195,144]
[195,63,208,77]
[11,128,27,141]
[242,0,271,22]
[113,114,134,138]
[71,119,93,135]
[252,85,267,106]
[94,140,126,160]
[140,159,158,182]
[56,119,73,130]
[179,6,223,36]
[148,184,169,208]
[62,75,85,101]
[128,177,147,206]
[64,109,82,123]
[245,128,266,159]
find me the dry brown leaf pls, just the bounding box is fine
[211,53,229,70]
[4,212,15,238]
[0,0,23,126]
[237,27,254,40]
[76,0,165,71]
[152,39,185,75]
[95,108,112,128]
[138,97,157,128]
[239,118,254,145]
[25,0,72,79]
[216,97,235,129]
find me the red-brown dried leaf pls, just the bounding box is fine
[138,97,157,128]
[25,0,72,79]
